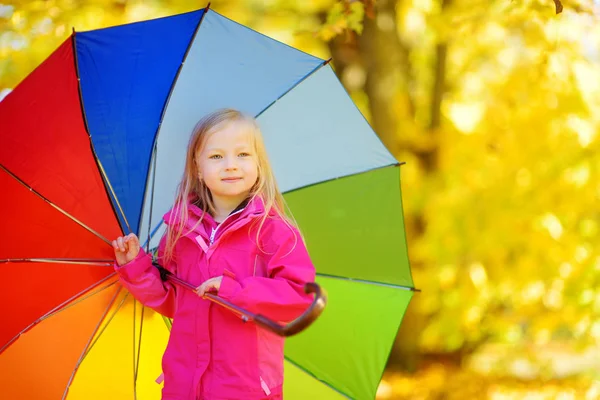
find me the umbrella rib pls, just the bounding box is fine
[282,162,404,195]
[142,220,164,249]
[71,32,128,236]
[96,158,133,234]
[284,356,352,399]
[145,143,158,253]
[255,58,331,119]
[162,315,173,330]
[0,163,112,246]
[137,4,210,237]
[0,257,113,266]
[0,273,118,354]
[134,305,145,383]
[38,276,118,322]
[62,286,125,400]
[133,299,137,399]
[316,272,419,292]
[81,290,130,360]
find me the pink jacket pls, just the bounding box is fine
[115,197,316,399]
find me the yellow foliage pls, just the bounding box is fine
[3,0,600,388]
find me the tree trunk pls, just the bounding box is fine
[326,0,450,372]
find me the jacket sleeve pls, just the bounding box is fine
[114,233,177,318]
[217,220,316,323]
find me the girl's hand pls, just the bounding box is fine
[196,276,223,297]
[112,233,141,266]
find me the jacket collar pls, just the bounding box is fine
[163,195,266,229]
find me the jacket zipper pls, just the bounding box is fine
[209,208,245,245]
[260,376,271,396]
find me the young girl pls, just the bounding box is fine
[112,109,316,400]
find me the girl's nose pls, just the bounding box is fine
[224,157,238,170]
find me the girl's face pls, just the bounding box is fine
[195,120,259,208]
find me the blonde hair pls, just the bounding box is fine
[162,108,296,263]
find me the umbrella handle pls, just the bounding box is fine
[153,262,327,337]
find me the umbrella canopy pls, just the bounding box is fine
[0,6,415,400]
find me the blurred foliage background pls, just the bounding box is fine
[2,0,600,398]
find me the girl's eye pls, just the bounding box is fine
[238,152,251,157]
[209,154,222,160]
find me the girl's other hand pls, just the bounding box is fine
[196,276,223,297]
[112,233,141,266]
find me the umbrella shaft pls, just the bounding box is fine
[165,274,255,321]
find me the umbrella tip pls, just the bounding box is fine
[206,2,211,10]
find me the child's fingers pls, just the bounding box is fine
[196,277,221,298]
[113,237,124,252]
[125,234,141,256]
[198,281,214,296]
[116,236,127,252]
[124,235,139,250]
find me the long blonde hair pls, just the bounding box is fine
[162,108,295,263]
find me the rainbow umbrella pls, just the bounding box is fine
[0,6,415,399]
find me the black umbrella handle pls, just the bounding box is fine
[152,262,326,337]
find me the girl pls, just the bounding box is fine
[112,109,316,400]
